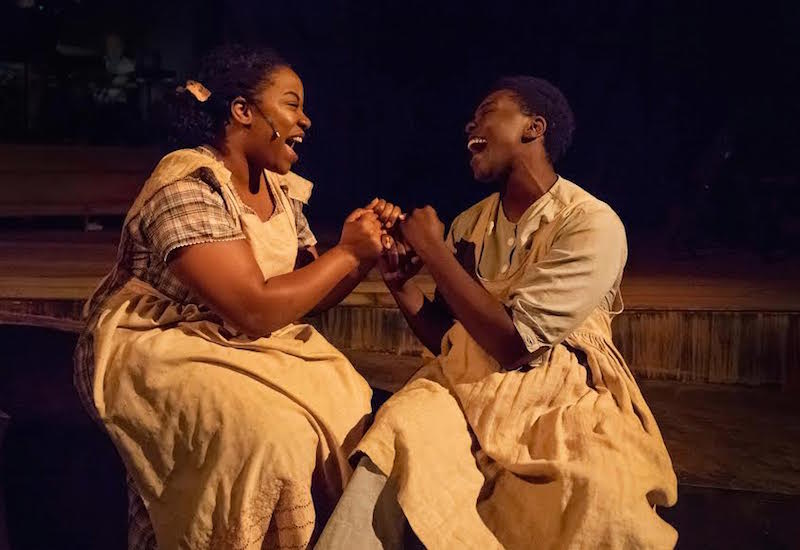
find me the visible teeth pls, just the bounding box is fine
[467,137,487,152]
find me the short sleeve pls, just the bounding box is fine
[139,178,245,262]
[509,206,627,353]
[291,199,318,248]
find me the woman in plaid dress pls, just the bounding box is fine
[74,45,401,550]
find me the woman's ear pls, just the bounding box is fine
[522,115,547,143]
[230,96,253,126]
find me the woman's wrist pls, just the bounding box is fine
[330,243,362,270]
[414,238,447,265]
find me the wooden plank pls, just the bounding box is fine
[0,173,142,216]
[0,145,159,173]
[0,277,102,300]
[0,234,798,311]
[0,145,158,217]
[0,299,84,332]
[620,276,800,312]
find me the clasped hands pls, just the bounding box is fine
[338,198,445,290]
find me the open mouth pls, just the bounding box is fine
[467,136,488,154]
[284,135,303,162]
[286,135,303,150]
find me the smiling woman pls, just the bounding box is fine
[73,44,402,549]
[319,76,677,550]
[466,76,575,186]
[166,46,310,176]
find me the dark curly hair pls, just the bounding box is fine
[166,44,288,148]
[490,76,575,164]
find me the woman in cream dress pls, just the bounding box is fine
[319,76,678,549]
[75,45,402,549]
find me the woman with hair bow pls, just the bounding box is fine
[74,44,402,550]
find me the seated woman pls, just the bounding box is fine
[318,77,678,549]
[74,45,402,550]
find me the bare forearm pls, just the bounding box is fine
[417,241,527,366]
[309,260,375,314]
[245,246,360,333]
[391,281,454,355]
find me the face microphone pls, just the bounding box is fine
[250,102,281,141]
[262,113,281,141]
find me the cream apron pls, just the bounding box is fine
[356,193,678,549]
[87,172,372,549]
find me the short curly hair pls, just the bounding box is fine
[166,44,288,148]
[490,76,575,163]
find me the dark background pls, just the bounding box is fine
[1,0,799,249]
[1,3,799,548]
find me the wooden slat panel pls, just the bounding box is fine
[613,311,800,386]
[2,298,797,388]
[312,306,800,388]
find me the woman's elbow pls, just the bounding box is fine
[222,286,294,336]
[224,310,280,338]
[492,332,533,369]
[218,281,313,336]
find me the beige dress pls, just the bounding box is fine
[355,179,678,549]
[75,149,372,549]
